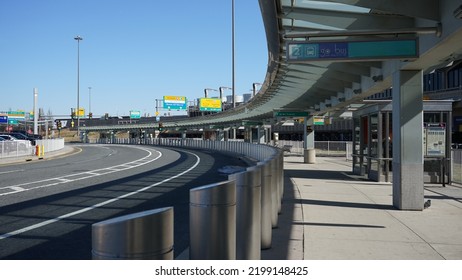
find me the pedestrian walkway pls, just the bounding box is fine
[262,156,462,260]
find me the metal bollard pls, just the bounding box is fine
[92,207,174,260]
[258,160,272,249]
[229,166,262,260]
[279,150,284,203]
[190,180,236,260]
[274,155,282,214]
[269,157,279,228]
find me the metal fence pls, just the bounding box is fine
[35,138,65,153]
[275,140,352,159]
[0,141,34,159]
[0,138,65,160]
[92,138,278,162]
[452,149,462,185]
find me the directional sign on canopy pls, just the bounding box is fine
[274,111,310,117]
[287,38,418,62]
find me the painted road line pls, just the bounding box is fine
[0,150,201,240]
[0,146,161,197]
[0,170,25,175]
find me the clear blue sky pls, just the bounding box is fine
[0,0,267,117]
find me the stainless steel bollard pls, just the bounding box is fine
[190,180,236,260]
[258,160,272,249]
[274,155,282,214]
[270,157,279,228]
[229,166,262,260]
[279,150,284,203]
[92,207,174,260]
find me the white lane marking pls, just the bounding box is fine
[0,151,201,240]
[0,145,161,197]
[0,170,24,175]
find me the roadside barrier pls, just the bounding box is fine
[90,138,284,259]
[92,207,174,260]
[229,165,262,260]
[189,181,237,260]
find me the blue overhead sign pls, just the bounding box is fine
[0,115,7,124]
[287,38,418,62]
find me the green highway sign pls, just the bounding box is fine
[274,111,310,117]
[242,120,263,126]
[287,38,418,62]
[130,110,141,119]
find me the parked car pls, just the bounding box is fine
[5,132,38,145]
[0,134,32,152]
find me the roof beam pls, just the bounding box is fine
[308,0,440,21]
[282,6,415,30]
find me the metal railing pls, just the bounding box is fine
[35,138,65,153]
[93,137,278,162]
[0,139,65,160]
[452,149,462,185]
[0,141,34,159]
[274,140,352,159]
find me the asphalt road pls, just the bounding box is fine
[0,144,250,259]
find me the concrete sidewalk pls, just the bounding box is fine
[262,156,462,260]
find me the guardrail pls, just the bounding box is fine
[275,140,352,159]
[90,138,284,260]
[93,138,278,162]
[35,138,65,153]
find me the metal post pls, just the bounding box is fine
[258,160,272,249]
[33,88,38,135]
[279,150,284,203]
[74,35,83,139]
[88,86,92,118]
[190,180,236,260]
[92,207,174,260]
[274,154,282,214]
[231,0,236,108]
[270,157,279,227]
[229,166,261,260]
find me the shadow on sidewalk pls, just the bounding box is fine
[299,199,395,210]
[261,172,301,260]
[284,169,356,181]
[293,221,385,228]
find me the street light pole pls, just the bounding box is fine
[88,86,92,118]
[252,83,262,97]
[219,86,232,111]
[204,88,218,98]
[74,35,83,138]
[232,0,236,108]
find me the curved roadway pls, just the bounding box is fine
[0,144,250,259]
